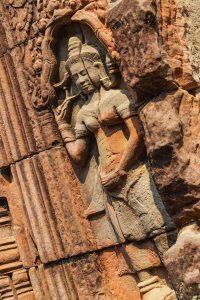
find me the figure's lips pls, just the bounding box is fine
[82,84,91,89]
[82,85,93,92]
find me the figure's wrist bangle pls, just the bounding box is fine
[117,169,127,176]
[58,123,76,144]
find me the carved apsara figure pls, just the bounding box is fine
[55,33,176,300]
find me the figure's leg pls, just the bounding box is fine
[116,242,177,300]
[84,171,105,218]
[138,270,177,300]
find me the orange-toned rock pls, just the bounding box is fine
[108,0,200,101]
[139,88,200,296]
[164,224,200,299]
[29,242,174,300]
[2,0,198,298]
[0,195,36,299]
[0,34,61,168]
[29,250,141,300]
[140,88,200,227]
[109,1,200,297]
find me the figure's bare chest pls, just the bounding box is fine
[80,98,122,133]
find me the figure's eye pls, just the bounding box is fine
[80,70,87,76]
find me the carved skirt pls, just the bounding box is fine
[106,163,173,242]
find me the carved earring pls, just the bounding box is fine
[94,62,111,90]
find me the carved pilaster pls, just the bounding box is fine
[0,197,35,300]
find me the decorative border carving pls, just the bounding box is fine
[33,1,118,110]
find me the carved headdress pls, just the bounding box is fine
[66,35,112,89]
[66,36,102,68]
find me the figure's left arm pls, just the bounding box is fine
[117,116,144,172]
[101,116,144,188]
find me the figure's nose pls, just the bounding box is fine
[78,74,86,84]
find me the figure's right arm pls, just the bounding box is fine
[57,121,89,166]
[66,138,89,166]
[55,102,89,166]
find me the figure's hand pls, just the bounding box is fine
[100,169,127,189]
[55,94,79,123]
[55,99,71,123]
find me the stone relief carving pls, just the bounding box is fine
[1,0,198,298]
[50,22,176,299]
[0,195,35,299]
[108,0,200,298]
[32,0,116,110]
[2,0,33,45]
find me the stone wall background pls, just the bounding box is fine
[108,0,200,299]
[0,0,199,299]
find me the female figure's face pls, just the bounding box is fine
[70,61,100,95]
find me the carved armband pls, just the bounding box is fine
[58,122,76,144]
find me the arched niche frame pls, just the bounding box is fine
[34,5,118,110]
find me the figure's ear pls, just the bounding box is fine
[106,54,121,88]
[93,62,103,76]
[94,62,111,90]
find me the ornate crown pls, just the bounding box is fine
[65,35,102,70]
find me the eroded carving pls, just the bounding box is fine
[108,0,200,298]
[1,0,197,298]
[53,25,176,299]
[0,196,35,299]
[31,0,117,110]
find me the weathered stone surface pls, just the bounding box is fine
[140,88,200,227]
[29,251,141,300]
[1,0,199,298]
[153,230,178,262]
[180,0,200,86]
[29,242,174,300]
[0,196,35,299]
[160,0,200,90]
[0,198,22,274]
[0,35,61,168]
[3,145,172,268]
[0,50,36,167]
[12,270,36,300]
[1,144,175,298]
[164,224,200,299]
[0,0,37,48]
[0,276,14,299]
[9,146,121,265]
[139,87,200,294]
[109,0,168,102]
[0,271,36,300]
[0,23,7,58]
[108,1,200,298]
[108,0,200,101]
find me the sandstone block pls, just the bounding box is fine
[140,88,200,227]
[5,145,174,266]
[0,44,61,168]
[0,195,35,299]
[28,244,159,300]
[108,0,200,101]
[10,146,121,265]
[164,224,200,299]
